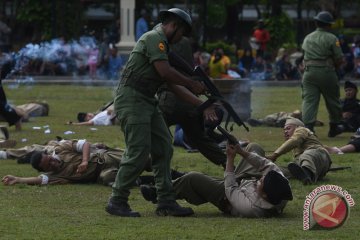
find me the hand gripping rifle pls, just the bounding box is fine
[216,125,238,145]
[168,51,249,132]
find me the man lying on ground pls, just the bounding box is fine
[266,117,332,185]
[140,142,293,217]
[326,127,360,154]
[1,138,183,187]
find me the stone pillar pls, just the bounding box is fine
[116,0,136,54]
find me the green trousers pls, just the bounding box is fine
[302,66,342,125]
[112,87,175,202]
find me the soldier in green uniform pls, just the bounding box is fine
[267,117,332,185]
[106,8,217,217]
[301,11,344,137]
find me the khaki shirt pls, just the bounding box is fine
[41,140,122,184]
[302,28,343,63]
[274,127,324,159]
[224,152,287,217]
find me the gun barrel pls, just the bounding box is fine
[216,126,238,145]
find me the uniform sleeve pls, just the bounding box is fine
[143,33,168,63]
[75,139,87,153]
[331,36,344,61]
[40,174,70,185]
[274,128,307,156]
[224,171,254,216]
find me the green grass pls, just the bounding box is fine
[0,84,358,240]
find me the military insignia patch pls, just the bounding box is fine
[158,42,165,51]
[335,40,340,47]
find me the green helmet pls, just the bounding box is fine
[314,11,334,24]
[159,8,192,34]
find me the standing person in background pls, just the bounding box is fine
[301,11,345,137]
[252,19,270,57]
[105,8,216,218]
[0,60,22,130]
[105,46,123,80]
[135,9,149,41]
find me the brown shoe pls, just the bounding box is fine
[0,139,17,148]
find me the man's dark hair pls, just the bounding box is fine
[30,151,44,172]
[77,112,87,122]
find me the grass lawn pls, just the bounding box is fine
[0,83,358,240]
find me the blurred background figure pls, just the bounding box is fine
[135,9,149,41]
[252,19,270,57]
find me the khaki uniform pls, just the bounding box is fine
[301,28,343,126]
[0,102,49,122]
[41,140,122,185]
[274,127,331,182]
[5,140,58,159]
[5,139,122,185]
[173,143,288,217]
[112,25,175,203]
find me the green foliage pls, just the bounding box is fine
[204,40,236,55]
[207,1,227,28]
[16,0,84,40]
[16,0,52,39]
[0,84,359,239]
[265,12,296,52]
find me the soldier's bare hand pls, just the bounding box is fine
[77,161,88,174]
[2,175,17,185]
[189,81,205,95]
[203,104,218,122]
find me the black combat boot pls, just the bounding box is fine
[105,198,141,217]
[328,123,345,138]
[140,185,158,204]
[288,163,313,185]
[305,122,315,133]
[156,200,194,217]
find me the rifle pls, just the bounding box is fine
[216,125,238,145]
[168,51,249,132]
[327,166,351,172]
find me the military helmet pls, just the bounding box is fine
[159,8,192,34]
[313,11,334,24]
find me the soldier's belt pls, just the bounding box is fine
[304,59,334,68]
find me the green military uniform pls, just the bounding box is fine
[273,127,331,182]
[301,27,343,127]
[112,25,175,203]
[39,140,122,185]
[157,37,226,167]
[172,143,288,217]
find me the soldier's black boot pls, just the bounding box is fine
[156,200,194,217]
[305,122,315,133]
[105,198,141,217]
[140,185,158,204]
[328,122,345,138]
[288,163,313,185]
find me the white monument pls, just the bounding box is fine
[116,0,136,54]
